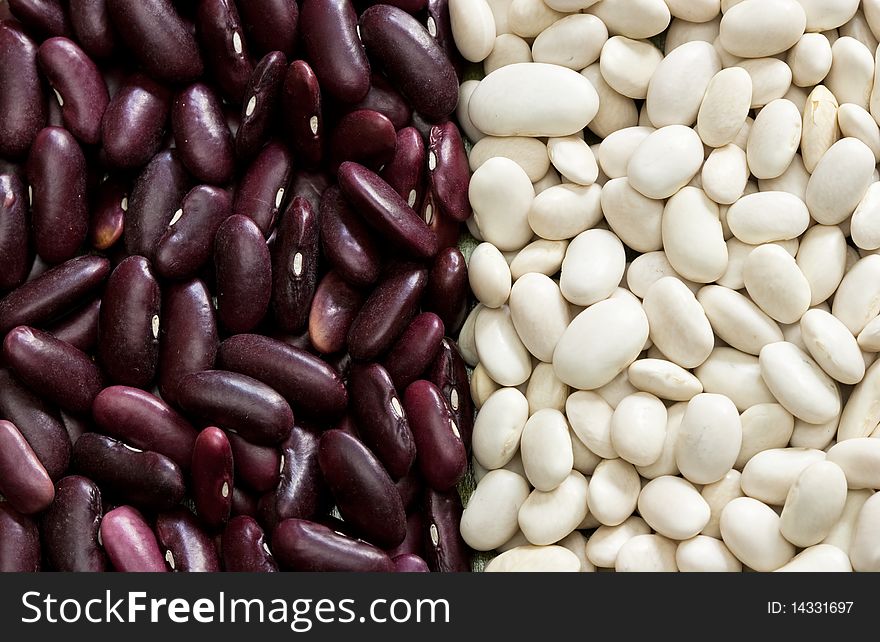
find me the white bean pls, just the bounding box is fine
[610,392,667,467]
[661,187,728,283]
[779,461,848,547]
[460,470,531,551]
[676,393,742,484]
[585,516,652,568]
[645,41,721,127]
[546,136,598,186]
[701,469,744,538]
[531,14,607,70]
[472,387,529,469]
[676,536,743,572]
[774,544,853,572]
[469,136,549,182]
[599,36,662,99]
[638,476,710,539]
[741,447,827,505]
[615,534,678,572]
[826,438,880,489]
[718,0,806,58]
[528,183,602,241]
[589,458,641,526]
[805,137,875,225]
[474,306,532,387]
[509,273,570,363]
[518,470,589,545]
[697,285,783,355]
[720,497,796,571]
[484,545,581,572]
[848,493,880,571]
[800,308,865,384]
[560,229,625,307]
[736,403,795,469]
[520,409,573,492]
[469,156,534,251]
[743,243,812,324]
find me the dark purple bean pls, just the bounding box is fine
[427,338,473,449]
[338,161,437,259]
[422,487,469,572]
[0,173,30,291]
[155,508,221,572]
[348,74,412,130]
[101,73,171,170]
[69,0,115,59]
[421,187,460,250]
[403,380,466,491]
[308,270,364,355]
[271,195,319,334]
[227,432,280,494]
[424,246,468,333]
[258,423,323,529]
[282,60,323,169]
[100,505,168,572]
[8,0,71,38]
[299,0,370,104]
[272,518,394,572]
[319,185,381,287]
[92,385,198,470]
[191,426,234,530]
[0,502,40,572]
[176,370,294,446]
[380,127,425,210]
[231,485,259,518]
[3,326,103,414]
[73,432,186,510]
[288,169,330,214]
[318,429,405,548]
[88,179,127,251]
[426,0,463,79]
[0,419,55,514]
[236,52,287,161]
[196,0,253,104]
[359,4,458,122]
[394,553,429,572]
[348,263,428,360]
[41,475,106,571]
[238,0,298,58]
[349,362,415,479]
[214,214,271,333]
[106,0,203,83]
[429,121,470,221]
[124,150,192,260]
[98,256,161,388]
[155,185,231,280]
[222,515,277,571]
[388,510,425,558]
[172,83,235,185]
[0,22,44,159]
[44,298,101,353]
[26,127,88,264]
[233,141,292,236]
[384,312,444,390]
[329,109,396,173]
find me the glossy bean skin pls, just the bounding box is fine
[155,508,220,572]
[349,74,412,130]
[233,141,292,236]
[308,271,364,355]
[338,162,437,259]
[272,518,395,572]
[0,21,45,159]
[98,256,161,388]
[176,370,294,446]
[359,4,458,122]
[403,380,466,491]
[0,420,55,514]
[88,179,127,251]
[383,312,444,390]
[238,0,298,58]
[228,432,280,494]
[282,61,323,169]
[41,475,107,571]
[236,53,287,161]
[214,215,272,333]
[106,0,203,83]
[101,73,171,170]
[272,195,319,334]
[7,0,71,38]
[222,515,277,571]
[421,189,459,250]
[428,122,470,222]
[191,427,234,530]
[196,0,252,104]
[173,83,235,185]
[0,502,40,572]
[425,0,462,79]
[45,298,101,353]
[26,127,88,264]
[155,185,231,280]
[348,263,428,360]
[3,326,103,414]
[38,37,109,145]
[423,247,467,334]
[319,185,382,287]
[422,487,469,572]
[0,173,31,291]
[349,362,416,479]
[426,338,473,452]
[380,127,425,210]
[100,505,168,572]
[69,0,116,59]
[394,553,430,572]
[329,109,397,173]
[259,423,324,529]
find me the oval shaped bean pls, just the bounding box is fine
[0,420,55,514]
[282,60,323,169]
[0,502,40,572]
[268,196,318,334]
[69,0,115,59]
[236,52,286,161]
[643,276,713,369]
[155,509,220,572]
[221,515,277,572]
[100,505,167,572]
[191,427,233,530]
[260,424,324,529]
[429,121,471,222]
[741,447,827,505]
[273,518,394,572]
[0,21,45,158]
[41,475,106,571]
[422,487,469,572]
[196,0,252,104]
[639,476,709,540]
[172,83,234,185]
[308,270,365,355]
[720,497,795,572]
[319,185,382,287]
[329,109,396,173]
[676,393,742,485]
[424,247,469,334]
[759,341,841,425]
[404,380,467,491]
[0,173,31,291]
[227,433,279,495]
[383,313,445,391]
[779,460,847,548]
[519,470,589,545]
[214,215,271,333]
[102,74,170,166]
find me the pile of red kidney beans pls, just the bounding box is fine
[0,0,475,572]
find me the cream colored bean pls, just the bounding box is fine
[470,363,499,410]
[518,470,589,545]
[469,136,549,183]
[701,144,748,205]
[823,488,874,554]
[775,544,853,572]
[509,239,568,280]
[509,273,570,363]
[609,392,667,467]
[665,16,721,53]
[831,255,880,334]
[719,0,806,58]
[779,460,848,547]
[586,0,671,39]
[486,0,512,34]
[638,476,710,540]
[628,360,702,402]
[727,192,810,245]
[566,391,616,459]
[758,341,841,424]
[528,183,602,241]
[531,14,607,71]
[787,33,833,87]
[460,470,530,551]
[570,430,600,477]
[507,0,564,38]
[615,534,678,572]
[600,178,664,252]
[790,416,838,450]
[547,136,598,186]
[599,36,662,99]
[838,103,880,162]
[827,36,874,110]
[449,0,495,63]
[806,137,875,225]
[525,362,569,415]
[841,7,879,50]
[735,404,795,470]
[858,313,880,351]
[676,393,742,485]
[468,243,511,309]
[697,285,783,355]
[852,182,880,252]
[457,80,484,143]
[801,85,840,173]
[741,447,827,505]
[696,347,777,411]
[757,152,810,201]
[469,156,534,251]
[474,306,532,387]
[848,493,880,571]
[495,529,531,553]
[597,126,654,179]
[472,387,529,469]
[484,545,580,572]
[746,99,802,179]
[826,438,880,488]
[662,187,728,283]
[796,225,848,306]
[800,309,865,384]
[585,517,652,568]
[629,126,705,199]
[720,497,796,571]
[646,41,721,127]
[589,458,641,527]
[743,244,811,324]
[715,237,750,289]
[581,64,640,139]
[701,469,743,538]
[503,450,527,478]
[627,251,696,298]
[556,530,595,573]
[545,0,599,9]
[483,33,532,75]
[676,536,742,572]
[520,409,573,492]
[642,277,713,368]
[560,229,626,307]
[636,401,684,479]
[458,303,482,367]
[797,0,859,30]
[738,58,792,109]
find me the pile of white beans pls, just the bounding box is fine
[450,0,880,572]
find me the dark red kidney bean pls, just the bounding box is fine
[155,508,221,572]
[37,37,109,145]
[429,121,470,222]
[191,427,234,530]
[41,475,106,571]
[359,4,458,122]
[0,368,71,480]
[426,0,463,79]
[73,432,186,510]
[426,338,473,451]
[44,297,101,353]
[338,162,437,259]
[106,0,203,83]
[176,370,294,446]
[8,0,71,38]
[272,518,395,572]
[348,263,428,361]
[98,256,161,388]
[196,0,253,104]
[69,0,115,59]
[403,380,466,491]
[233,141,292,236]
[124,150,192,260]
[271,195,319,334]
[380,127,425,210]
[100,505,168,572]
[308,270,365,355]
[395,469,423,512]
[102,73,171,170]
[0,22,45,159]
[329,109,396,173]
[157,279,218,407]
[238,0,298,58]
[222,515,277,571]
[282,60,323,169]
[236,52,287,161]
[421,188,460,250]
[0,419,55,514]
[423,487,469,572]
[424,246,467,333]
[172,83,235,185]
[393,553,429,572]
[92,385,198,470]
[348,74,412,130]
[0,173,30,291]
[214,215,272,333]
[259,423,324,529]
[349,362,415,479]
[227,432,280,494]
[318,429,406,548]
[383,312,444,390]
[26,127,88,264]
[89,179,127,251]
[299,0,370,104]
[0,502,40,572]
[231,485,259,518]
[388,510,425,558]
[319,185,381,287]
[2,326,104,414]
[155,185,231,280]
[289,169,330,214]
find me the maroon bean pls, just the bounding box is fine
[282,60,323,169]
[197,0,253,104]
[428,121,470,221]
[233,141,292,236]
[388,510,425,558]
[272,518,395,572]
[0,173,30,291]
[41,475,107,571]
[349,362,415,479]
[0,22,45,159]
[348,74,412,130]
[258,423,324,529]
[155,508,221,572]
[338,162,437,259]
[222,515,277,571]
[393,553,430,572]
[7,0,71,38]
[288,169,330,214]
[0,502,40,572]
[88,178,127,251]
[0,419,55,514]
[426,0,464,80]
[214,214,272,333]
[191,427,234,530]
[106,0,203,83]
[172,83,235,185]
[176,370,294,446]
[359,4,458,122]
[155,185,231,280]
[427,338,473,450]
[227,432,280,494]
[383,312,445,390]
[236,52,287,161]
[421,188,460,250]
[423,487,469,572]
[69,0,115,59]
[231,485,259,518]
[100,505,168,572]
[424,246,468,333]
[380,127,425,210]
[308,273,364,356]
[403,380,466,490]
[319,185,382,287]
[329,109,397,173]
[101,73,171,170]
[238,0,298,58]
[26,127,88,264]
[348,263,428,360]
[271,195,319,334]
[44,298,100,354]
